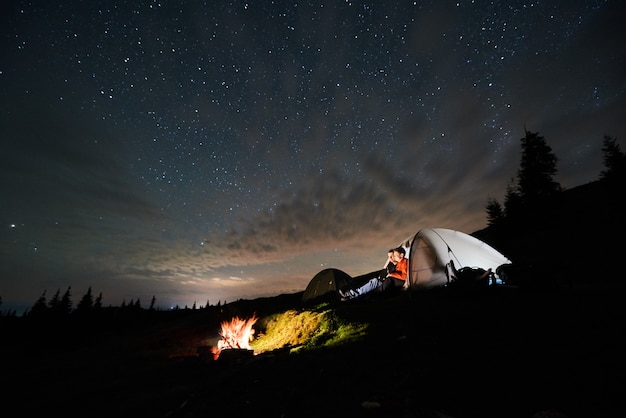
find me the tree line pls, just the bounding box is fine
[484,131,625,228]
[0,284,226,320]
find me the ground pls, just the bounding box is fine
[4,283,622,418]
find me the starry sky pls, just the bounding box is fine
[1,0,625,313]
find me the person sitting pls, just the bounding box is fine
[376,248,397,279]
[339,247,408,301]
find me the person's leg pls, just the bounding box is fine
[356,277,384,294]
[340,277,382,300]
[377,278,391,292]
[374,277,404,294]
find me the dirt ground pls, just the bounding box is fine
[3,284,624,418]
[173,286,624,418]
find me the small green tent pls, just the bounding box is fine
[301,268,354,304]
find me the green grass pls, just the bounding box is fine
[250,303,369,354]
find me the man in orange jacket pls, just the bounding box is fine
[339,246,408,301]
[382,246,408,288]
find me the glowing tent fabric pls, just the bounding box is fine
[398,228,512,290]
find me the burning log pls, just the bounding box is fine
[215,348,255,365]
[211,315,258,360]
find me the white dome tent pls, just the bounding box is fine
[399,228,512,290]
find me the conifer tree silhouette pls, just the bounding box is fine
[516,129,562,209]
[29,290,48,317]
[600,135,626,183]
[76,286,94,314]
[59,287,72,315]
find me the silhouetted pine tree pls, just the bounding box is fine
[75,286,94,315]
[29,291,48,317]
[48,289,61,312]
[516,129,562,208]
[48,289,60,307]
[503,178,523,224]
[600,135,626,183]
[59,287,72,315]
[94,292,103,310]
[485,196,504,227]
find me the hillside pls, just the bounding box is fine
[473,179,625,288]
[165,287,624,418]
[2,282,624,418]
[2,178,624,417]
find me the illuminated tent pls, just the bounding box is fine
[398,228,512,290]
[303,228,512,304]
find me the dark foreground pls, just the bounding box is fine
[3,284,625,418]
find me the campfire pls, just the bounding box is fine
[211,315,258,360]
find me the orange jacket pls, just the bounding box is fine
[388,257,408,281]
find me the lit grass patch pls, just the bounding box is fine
[250,307,368,354]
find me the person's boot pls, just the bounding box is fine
[338,288,359,301]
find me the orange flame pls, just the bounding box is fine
[211,315,258,360]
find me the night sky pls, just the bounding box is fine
[2,1,624,312]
